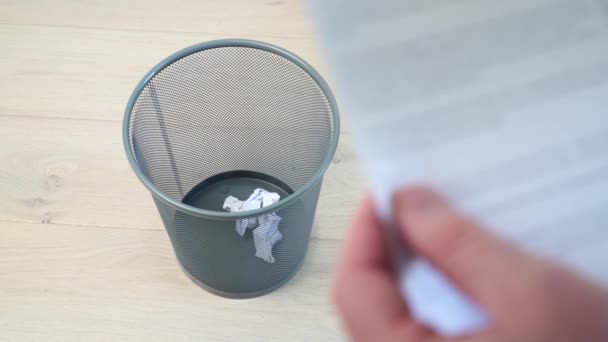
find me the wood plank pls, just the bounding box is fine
[0,0,314,39]
[0,24,328,121]
[0,115,362,240]
[0,221,345,341]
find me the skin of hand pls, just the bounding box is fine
[333,186,608,342]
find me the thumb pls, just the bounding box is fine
[394,186,545,310]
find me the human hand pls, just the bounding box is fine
[334,186,608,342]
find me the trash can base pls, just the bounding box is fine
[176,250,308,299]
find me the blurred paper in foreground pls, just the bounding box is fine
[308,0,608,335]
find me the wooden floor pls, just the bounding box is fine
[0,1,363,340]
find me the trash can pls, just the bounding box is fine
[123,40,340,298]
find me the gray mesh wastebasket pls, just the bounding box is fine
[123,40,340,298]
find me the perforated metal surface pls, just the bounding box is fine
[124,40,339,297]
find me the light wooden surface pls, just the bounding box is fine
[0,1,363,340]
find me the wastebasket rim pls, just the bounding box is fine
[122,39,340,219]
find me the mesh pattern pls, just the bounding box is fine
[125,43,338,297]
[129,47,334,201]
[154,181,322,295]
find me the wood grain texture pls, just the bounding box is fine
[0,0,313,38]
[0,0,360,340]
[0,25,327,121]
[0,116,362,239]
[0,221,343,341]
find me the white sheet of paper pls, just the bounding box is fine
[307,0,608,336]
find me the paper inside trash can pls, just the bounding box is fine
[223,188,283,263]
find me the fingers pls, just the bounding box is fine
[334,195,434,341]
[336,186,608,342]
[338,195,391,272]
[393,186,544,311]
